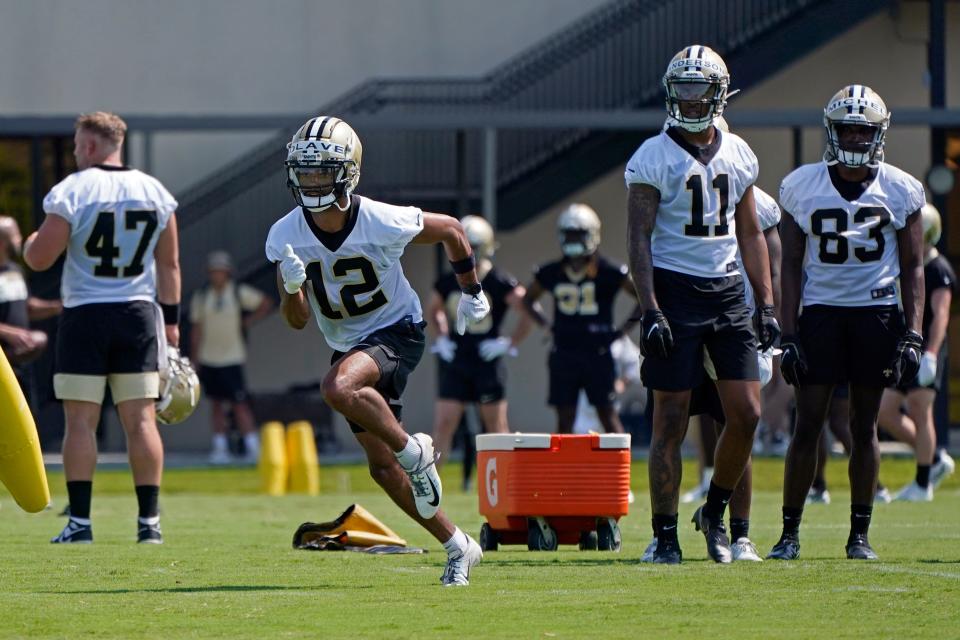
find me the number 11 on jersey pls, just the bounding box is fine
[685,174,730,237]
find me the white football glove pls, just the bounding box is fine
[479,337,517,362]
[430,335,457,363]
[917,351,937,387]
[280,243,307,294]
[456,289,490,335]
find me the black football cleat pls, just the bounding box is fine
[137,521,164,544]
[766,534,800,560]
[51,519,93,544]
[845,534,878,560]
[691,506,732,564]
[652,537,682,565]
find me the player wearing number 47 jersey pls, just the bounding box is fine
[265,116,489,586]
[25,112,181,545]
[768,85,926,562]
[625,45,778,565]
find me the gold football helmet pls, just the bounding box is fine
[460,215,496,259]
[662,45,732,133]
[286,116,362,212]
[823,85,889,167]
[557,204,601,258]
[156,346,201,426]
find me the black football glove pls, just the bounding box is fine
[640,309,673,359]
[754,304,781,352]
[883,330,923,386]
[779,335,807,387]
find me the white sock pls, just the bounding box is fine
[394,435,422,471]
[702,467,714,489]
[244,433,260,455]
[442,527,468,556]
[212,434,228,452]
[138,515,160,526]
[69,516,91,526]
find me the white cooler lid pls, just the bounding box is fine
[476,433,630,451]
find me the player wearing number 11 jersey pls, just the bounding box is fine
[265,116,490,586]
[25,112,180,545]
[625,45,778,565]
[769,86,925,562]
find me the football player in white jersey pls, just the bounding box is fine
[625,45,778,564]
[24,112,181,545]
[265,116,490,586]
[768,86,925,561]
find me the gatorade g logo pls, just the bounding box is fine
[486,457,498,507]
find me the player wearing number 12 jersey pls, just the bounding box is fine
[769,86,925,562]
[265,116,490,586]
[25,112,181,545]
[625,45,778,564]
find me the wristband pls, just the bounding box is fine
[461,283,482,296]
[160,302,180,326]
[449,254,476,275]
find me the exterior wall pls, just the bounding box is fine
[0,0,605,192]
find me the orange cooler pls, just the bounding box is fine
[476,433,630,551]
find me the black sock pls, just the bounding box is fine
[66,481,92,520]
[782,506,803,537]
[916,465,931,489]
[135,485,160,519]
[730,518,749,541]
[650,518,657,538]
[850,504,872,538]
[653,513,679,544]
[704,481,733,521]
[811,476,827,493]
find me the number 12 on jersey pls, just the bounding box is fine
[685,174,730,237]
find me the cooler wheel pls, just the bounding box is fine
[578,530,599,551]
[479,523,499,551]
[527,518,558,551]
[597,518,621,552]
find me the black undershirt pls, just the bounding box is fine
[666,126,723,166]
[828,164,878,201]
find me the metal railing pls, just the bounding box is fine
[175,0,833,292]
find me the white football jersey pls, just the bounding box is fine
[741,186,781,312]
[780,162,925,307]
[265,195,424,352]
[43,166,177,308]
[625,128,759,278]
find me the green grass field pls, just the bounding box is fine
[1,458,958,639]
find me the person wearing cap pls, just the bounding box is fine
[190,251,272,464]
[0,216,61,389]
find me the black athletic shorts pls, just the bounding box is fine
[438,358,506,404]
[641,268,759,391]
[199,364,249,403]
[548,346,617,408]
[330,316,426,434]
[56,301,158,375]
[798,304,903,387]
[689,375,726,425]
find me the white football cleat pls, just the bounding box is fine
[405,433,442,519]
[874,486,892,504]
[805,488,831,505]
[680,484,707,504]
[894,481,933,502]
[731,537,763,562]
[441,535,482,586]
[931,451,955,489]
[208,449,231,465]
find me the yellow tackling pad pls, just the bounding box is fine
[0,348,49,512]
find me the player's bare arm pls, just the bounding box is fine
[617,276,643,336]
[426,291,449,337]
[926,287,951,354]
[778,212,805,336]
[155,213,181,347]
[764,224,783,315]
[897,209,925,334]
[505,284,535,346]
[520,280,550,329]
[626,183,660,312]
[23,214,70,272]
[276,267,310,330]
[734,186,773,309]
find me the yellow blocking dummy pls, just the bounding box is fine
[292,504,407,548]
[259,421,288,495]
[0,348,49,512]
[286,421,320,495]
